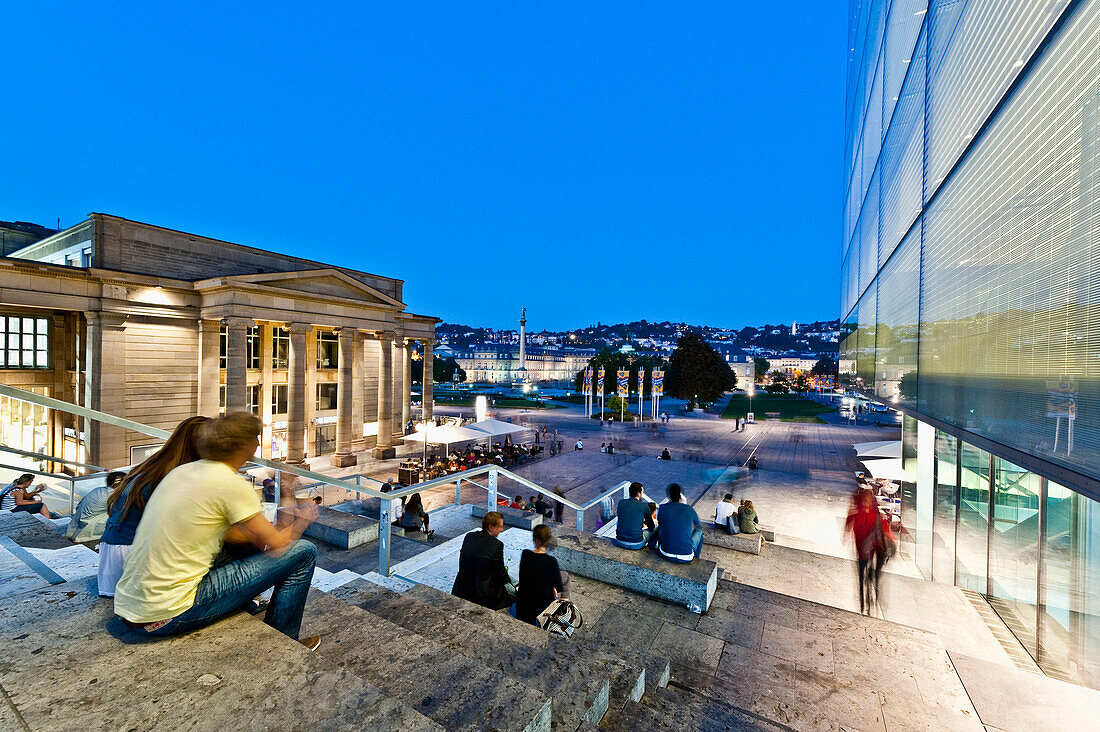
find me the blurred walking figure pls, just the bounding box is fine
[846,488,897,615]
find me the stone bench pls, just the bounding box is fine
[547,526,717,613]
[471,503,544,529]
[701,525,763,555]
[303,505,379,549]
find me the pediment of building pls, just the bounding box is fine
[196,269,403,308]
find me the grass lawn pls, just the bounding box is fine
[721,394,836,423]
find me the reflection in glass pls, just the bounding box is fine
[988,459,1040,657]
[932,430,958,584]
[956,443,989,593]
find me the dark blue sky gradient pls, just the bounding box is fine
[3,2,844,331]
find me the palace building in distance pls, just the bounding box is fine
[0,213,438,470]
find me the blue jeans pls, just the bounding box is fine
[144,539,317,640]
[613,528,653,550]
[658,528,704,563]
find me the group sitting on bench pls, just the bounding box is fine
[613,482,703,563]
[713,494,760,536]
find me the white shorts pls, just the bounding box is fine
[97,542,130,597]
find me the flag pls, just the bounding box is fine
[617,369,629,397]
[637,368,645,399]
[597,366,605,394]
[583,369,592,391]
[653,370,664,396]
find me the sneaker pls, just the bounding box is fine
[426,530,436,542]
[299,634,321,652]
[247,598,270,615]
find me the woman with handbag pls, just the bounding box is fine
[846,488,897,615]
[515,524,570,626]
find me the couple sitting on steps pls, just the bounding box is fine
[613,482,703,562]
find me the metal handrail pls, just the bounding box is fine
[0,383,631,576]
[0,443,106,472]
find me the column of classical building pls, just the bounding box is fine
[197,320,221,417]
[391,334,405,436]
[401,337,412,428]
[373,331,395,459]
[422,339,434,420]
[332,327,357,467]
[223,316,252,411]
[286,323,311,465]
[84,312,128,469]
[350,330,366,454]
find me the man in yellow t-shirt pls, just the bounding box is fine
[114,413,319,645]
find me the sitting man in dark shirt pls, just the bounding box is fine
[613,482,653,550]
[655,483,703,563]
[452,511,513,610]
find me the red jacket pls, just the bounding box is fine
[847,507,895,561]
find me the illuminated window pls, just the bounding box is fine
[0,316,50,369]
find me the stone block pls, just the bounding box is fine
[372,445,396,459]
[701,525,763,555]
[0,577,441,731]
[303,505,379,549]
[471,503,543,529]
[547,527,718,613]
[331,453,357,467]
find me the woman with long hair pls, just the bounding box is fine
[97,416,208,597]
[399,491,433,539]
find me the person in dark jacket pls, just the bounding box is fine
[655,483,703,562]
[452,512,513,610]
[515,524,569,625]
[614,482,652,549]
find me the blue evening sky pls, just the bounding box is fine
[4,2,844,332]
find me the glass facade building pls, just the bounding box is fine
[842,0,1100,688]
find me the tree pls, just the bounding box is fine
[412,355,465,384]
[811,356,836,376]
[664,333,736,409]
[753,357,770,382]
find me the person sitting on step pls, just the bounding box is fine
[738,499,761,536]
[509,494,525,510]
[65,471,126,543]
[516,524,570,626]
[655,483,703,563]
[452,511,513,611]
[399,492,433,539]
[613,482,652,550]
[714,493,739,535]
[113,412,321,650]
[0,474,53,519]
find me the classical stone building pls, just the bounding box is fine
[0,213,438,470]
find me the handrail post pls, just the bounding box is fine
[379,497,393,576]
[487,467,498,510]
[576,508,584,532]
[68,478,75,516]
[455,477,462,507]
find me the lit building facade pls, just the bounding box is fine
[0,214,438,470]
[841,0,1100,688]
[454,345,596,385]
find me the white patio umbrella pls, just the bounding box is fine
[858,441,901,459]
[400,424,485,447]
[861,458,909,483]
[466,418,528,449]
[852,440,898,455]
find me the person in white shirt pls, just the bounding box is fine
[714,493,739,535]
[574,440,583,451]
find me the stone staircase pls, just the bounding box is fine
[0,504,1020,731]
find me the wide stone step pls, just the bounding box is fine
[402,582,669,709]
[302,589,552,732]
[472,503,544,529]
[548,526,718,613]
[303,505,379,549]
[600,685,785,731]
[0,577,441,732]
[333,578,610,731]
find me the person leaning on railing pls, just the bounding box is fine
[113,412,321,650]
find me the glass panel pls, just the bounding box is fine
[932,430,958,584]
[956,443,990,593]
[989,458,1040,657]
[1040,483,1100,689]
[21,318,32,333]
